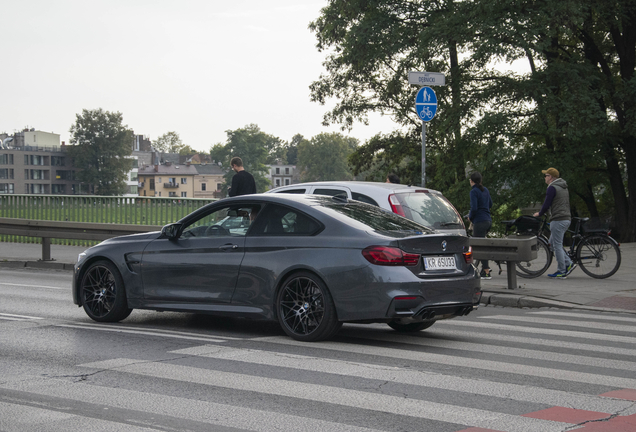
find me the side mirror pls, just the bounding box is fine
[161,223,181,239]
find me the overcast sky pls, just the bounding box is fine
[1,0,400,152]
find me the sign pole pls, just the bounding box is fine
[422,122,426,187]
[410,71,444,189]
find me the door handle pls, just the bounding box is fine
[219,244,238,250]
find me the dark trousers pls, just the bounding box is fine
[472,220,492,270]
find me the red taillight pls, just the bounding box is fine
[463,246,473,264]
[395,296,418,300]
[388,194,406,217]
[362,246,420,266]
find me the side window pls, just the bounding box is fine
[250,204,321,236]
[351,192,379,207]
[275,188,306,194]
[181,205,261,238]
[313,188,349,198]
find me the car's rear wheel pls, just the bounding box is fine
[80,260,132,322]
[276,272,341,341]
[388,320,436,332]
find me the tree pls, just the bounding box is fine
[310,0,636,241]
[210,124,282,193]
[154,131,185,153]
[297,133,358,182]
[178,145,198,156]
[67,108,133,196]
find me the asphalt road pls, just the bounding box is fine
[1,267,636,431]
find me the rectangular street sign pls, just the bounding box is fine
[408,71,445,86]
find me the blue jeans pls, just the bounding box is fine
[549,220,572,273]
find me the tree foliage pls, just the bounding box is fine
[67,108,133,196]
[310,0,636,241]
[210,124,283,193]
[297,132,358,182]
[154,131,185,153]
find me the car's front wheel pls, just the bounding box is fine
[80,260,132,322]
[388,320,436,332]
[276,272,341,341]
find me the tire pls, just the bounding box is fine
[80,260,132,322]
[388,320,435,332]
[276,272,341,342]
[516,237,552,278]
[576,235,621,279]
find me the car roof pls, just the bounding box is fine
[268,181,442,195]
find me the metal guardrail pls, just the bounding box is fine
[0,217,162,261]
[469,236,538,290]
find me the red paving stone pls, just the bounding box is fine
[600,388,636,401]
[522,407,610,423]
[590,296,636,310]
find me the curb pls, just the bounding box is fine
[0,260,74,271]
[480,291,636,315]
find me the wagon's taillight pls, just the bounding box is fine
[388,194,406,217]
[463,246,473,264]
[362,246,420,266]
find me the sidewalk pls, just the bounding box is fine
[1,241,635,314]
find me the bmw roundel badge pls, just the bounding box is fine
[442,240,447,251]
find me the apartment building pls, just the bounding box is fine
[138,160,197,198]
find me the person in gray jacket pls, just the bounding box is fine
[533,167,576,278]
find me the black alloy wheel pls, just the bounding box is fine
[276,272,341,342]
[80,260,132,322]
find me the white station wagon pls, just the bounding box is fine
[267,181,466,235]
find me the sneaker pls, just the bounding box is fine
[480,269,492,280]
[548,271,567,279]
[565,262,577,276]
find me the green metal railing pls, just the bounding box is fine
[0,194,216,246]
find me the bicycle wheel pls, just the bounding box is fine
[516,237,552,278]
[576,235,621,279]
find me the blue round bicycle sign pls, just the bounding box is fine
[415,86,438,122]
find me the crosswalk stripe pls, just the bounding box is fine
[441,319,636,344]
[253,336,636,389]
[0,313,43,321]
[55,324,228,343]
[480,315,636,333]
[340,330,636,371]
[168,344,635,413]
[412,326,636,357]
[530,310,636,323]
[78,358,575,432]
[1,379,384,432]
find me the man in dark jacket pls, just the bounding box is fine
[228,157,256,197]
[533,167,575,278]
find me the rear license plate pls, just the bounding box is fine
[424,256,456,270]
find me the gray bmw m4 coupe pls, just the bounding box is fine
[73,194,481,341]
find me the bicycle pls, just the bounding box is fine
[501,215,621,279]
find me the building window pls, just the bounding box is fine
[217,183,222,191]
[129,185,138,194]
[285,167,289,174]
[201,183,207,191]
[158,191,161,197]
[276,179,280,187]
[157,177,161,183]
[169,192,177,197]
[56,170,74,180]
[285,179,290,185]
[52,184,66,194]
[0,154,14,165]
[181,177,187,184]
[149,179,155,190]
[131,172,138,181]
[0,169,13,179]
[51,156,65,166]
[0,183,14,194]
[181,192,187,197]
[276,168,280,174]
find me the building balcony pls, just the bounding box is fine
[164,182,179,188]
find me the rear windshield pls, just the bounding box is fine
[320,201,433,237]
[396,192,463,229]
